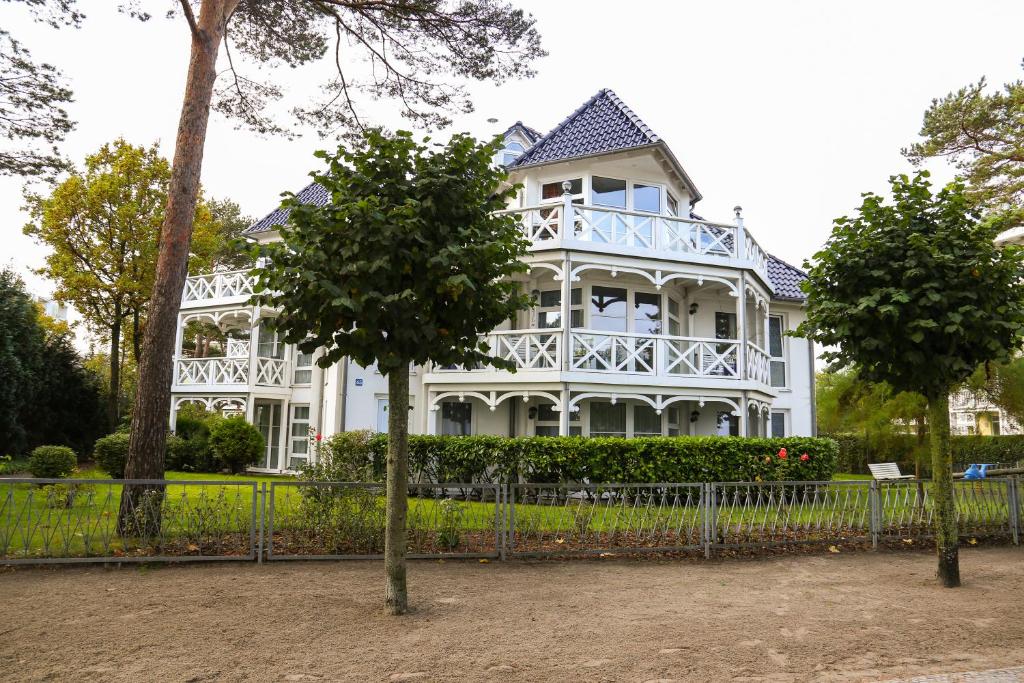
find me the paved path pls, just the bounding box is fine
[883,667,1024,682]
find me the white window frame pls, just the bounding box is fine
[768,314,788,389]
[770,410,788,438]
[440,400,474,436]
[288,404,311,470]
[292,346,313,385]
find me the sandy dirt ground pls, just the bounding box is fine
[1,548,1022,682]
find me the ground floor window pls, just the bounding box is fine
[770,411,787,438]
[717,411,739,437]
[534,402,581,436]
[589,401,627,437]
[289,404,310,469]
[441,401,472,435]
[633,405,662,437]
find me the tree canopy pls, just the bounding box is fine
[904,60,1024,220]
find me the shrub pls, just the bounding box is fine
[171,405,220,472]
[209,416,264,474]
[827,432,1024,475]
[352,433,838,483]
[94,432,131,478]
[300,430,379,482]
[28,445,77,479]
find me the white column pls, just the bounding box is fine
[738,394,748,437]
[737,273,747,380]
[310,348,326,438]
[734,205,746,260]
[559,387,571,435]
[426,392,437,435]
[278,398,290,472]
[248,309,260,392]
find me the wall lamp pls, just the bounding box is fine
[689,302,699,315]
[690,410,700,423]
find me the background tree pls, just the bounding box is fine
[23,139,236,423]
[904,59,1024,222]
[0,267,105,456]
[816,368,929,475]
[123,0,544,512]
[0,1,82,178]
[963,358,1024,429]
[798,171,1024,587]
[254,130,532,614]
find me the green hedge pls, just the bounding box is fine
[825,432,1024,475]
[314,433,838,483]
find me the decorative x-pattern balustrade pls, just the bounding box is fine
[182,270,257,303]
[487,330,561,370]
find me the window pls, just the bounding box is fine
[590,286,628,332]
[501,141,525,166]
[591,176,627,208]
[289,405,310,469]
[770,411,787,438]
[441,402,472,436]
[589,402,626,437]
[711,312,738,376]
[256,325,284,359]
[667,194,679,217]
[542,178,582,201]
[537,288,583,329]
[633,183,661,213]
[633,405,662,437]
[293,347,313,384]
[534,402,580,436]
[667,406,681,436]
[633,292,662,335]
[717,412,739,436]
[667,299,681,336]
[769,315,786,387]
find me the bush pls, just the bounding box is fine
[28,445,78,479]
[951,435,1024,468]
[170,405,220,472]
[93,432,131,478]
[321,433,838,483]
[827,432,1024,475]
[209,416,265,474]
[300,430,379,482]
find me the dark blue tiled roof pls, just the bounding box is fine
[767,255,807,302]
[244,182,331,234]
[511,89,660,167]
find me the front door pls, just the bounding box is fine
[376,398,389,433]
[253,400,283,469]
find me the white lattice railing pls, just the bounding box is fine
[743,232,772,286]
[571,331,741,378]
[226,338,250,358]
[182,270,257,303]
[175,357,249,386]
[496,204,741,260]
[746,342,771,386]
[254,357,287,387]
[486,329,561,370]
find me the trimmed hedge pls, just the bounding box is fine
[28,445,77,479]
[825,432,1024,475]
[312,433,838,483]
[94,432,130,478]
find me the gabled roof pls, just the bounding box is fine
[510,88,701,202]
[502,120,542,145]
[243,182,330,235]
[766,255,808,302]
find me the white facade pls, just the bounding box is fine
[168,90,817,473]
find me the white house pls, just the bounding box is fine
[169,89,817,473]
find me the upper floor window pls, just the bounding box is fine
[542,178,582,202]
[256,325,284,359]
[633,184,661,213]
[537,288,582,328]
[502,141,525,166]
[592,176,626,208]
[769,315,787,387]
[293,347,313,384]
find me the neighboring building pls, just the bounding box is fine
[32,295,69,322]
[169,88,816,472]
[949,388,1022,436]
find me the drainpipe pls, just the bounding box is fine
[338,357,349,432]
[807,333,817,437]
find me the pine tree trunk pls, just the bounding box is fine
[928,392,960,587]
[384,365,410,615]
[119,0,238,536]
[108,311,121,426]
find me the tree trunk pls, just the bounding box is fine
[132,308,141,362]
[384,365,410,615]
[120,0,238,536]
[927,392,960,587]
[108,312,121,427]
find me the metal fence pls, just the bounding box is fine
[266,481,502,560]
[0,479,258,564]
[0,477,1020,565]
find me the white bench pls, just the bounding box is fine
[868,462,915,480]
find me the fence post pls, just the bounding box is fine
[869,480,879,550]
[498,483,507,562]
[257,482,266,564]
[703,482,713,559]
[1009,477,1020,547]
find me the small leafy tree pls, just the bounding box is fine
[209,416,264,474]
[255,130,531,614]
[798,171,1024,587]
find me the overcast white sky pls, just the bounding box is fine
[4,1,1024,330]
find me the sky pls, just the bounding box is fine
[3,0,1024,343]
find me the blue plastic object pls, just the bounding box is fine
[963,463,990,480]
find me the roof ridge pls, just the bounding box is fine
[602,89,659,143]
[512,89,607,165]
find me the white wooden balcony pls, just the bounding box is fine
[173,356,288,389]
[181,269,257,308]
[497,203,772,285]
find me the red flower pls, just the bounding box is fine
[315,433,323,442]
[800,453,810,462]
[778,447,788,460]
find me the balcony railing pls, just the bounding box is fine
[174,356,288,388]
[745,342,771,386]
[182,270,257,304]
[486,329,561,370]
[571,331,742,379]
[497,204,772,284]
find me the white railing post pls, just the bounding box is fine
[734,205,746,261]
[737,272,748,381]
[562,181,574,242]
